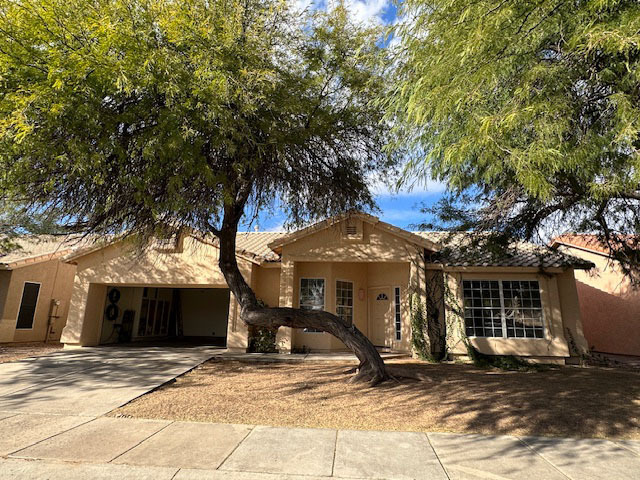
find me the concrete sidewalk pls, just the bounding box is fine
[1,414,638,480]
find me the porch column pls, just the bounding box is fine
[409,253,428,352]
[226,293,249,352]
[61,281,107,347]
[276,256,294,353]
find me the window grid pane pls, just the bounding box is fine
[336,280,353,326]
[502,280,544,339]
[462,280,544,339]
[462,280,502,337]
[300,278,325,332]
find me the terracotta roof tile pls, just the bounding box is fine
[414,232,593,269]
[551,234,640,256]
[0,235,92,269]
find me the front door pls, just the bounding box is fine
[369,287,392,347]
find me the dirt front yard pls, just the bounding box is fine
[0,342,63,363]
[111,359,640,440]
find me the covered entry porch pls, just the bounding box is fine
[285,261,413,353]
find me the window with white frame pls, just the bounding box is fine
[300,278,325,332]
[394,287,401,340]
[336,280,353,325]
[462,280,544,339]
[16,282,40,329]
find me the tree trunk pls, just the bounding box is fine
[216,208,388,385]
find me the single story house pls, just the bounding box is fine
[0,236,78,343]
[58,212,592,364]
[552,234,640,357]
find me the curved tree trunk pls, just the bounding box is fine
[216,204,388,385]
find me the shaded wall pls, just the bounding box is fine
[0,259,76,343]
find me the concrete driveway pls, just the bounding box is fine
[0,345,219,416]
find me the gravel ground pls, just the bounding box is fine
[111,359,640,440]
[0,342,63,363]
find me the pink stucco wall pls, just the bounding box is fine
[557,245,640,356]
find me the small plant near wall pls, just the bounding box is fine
[247,326,278,353]
[409,293,433,361]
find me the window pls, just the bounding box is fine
[300,278,325,332]
[463,280,544,339]
[394,287,401,341]
[16,282,40,329]
[336,280,353,325]
[137,288,170,337]
[376,293,388,301]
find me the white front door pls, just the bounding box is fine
[368,287,392,346]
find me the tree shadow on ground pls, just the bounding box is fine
[114,358,640,440]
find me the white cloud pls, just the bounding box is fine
[370,176,447,197]
[299,0,392,25]
[339,0,391,25]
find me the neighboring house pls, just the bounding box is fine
[58,212,592,364]
[551,234,640,357]
[0,237,79,343]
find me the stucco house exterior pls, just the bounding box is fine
[0,237,78,343]
[552,235,640,357]
[57,212,592,364]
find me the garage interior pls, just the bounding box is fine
[99,286,230,346]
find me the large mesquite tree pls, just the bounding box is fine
[0,0,395,383]
[387,0,640,280]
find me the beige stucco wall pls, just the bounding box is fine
[0,259,76,343]
[444,269,582,360]
[557,246,640,356]
[251,265,281,308]
[277,219,420,353]
[61,236,253,347]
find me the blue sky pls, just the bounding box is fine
[242,0,446,233]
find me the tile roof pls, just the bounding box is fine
[235,232,284,263]
[414,232,594,269]
[0,235,91,269]
[551,234,640,256]
[2,229,593,270]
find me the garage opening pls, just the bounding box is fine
[99,286,230,346]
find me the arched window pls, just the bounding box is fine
[376,293,388,301]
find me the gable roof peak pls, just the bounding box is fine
[267,210,440,252]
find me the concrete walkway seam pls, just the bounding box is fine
[7,416,98,458]
[215,424,256,470]
[424,433,451,480]
[109,420,176,464]
[330,429,338,477]
[517,436,575,480]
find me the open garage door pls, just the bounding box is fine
[99,286,230,346]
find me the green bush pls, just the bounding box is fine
[247,326,278,353]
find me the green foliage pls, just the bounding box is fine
[0,0,392,239]
[465,343,547,372]
[248,326,278,353]
[409,292,432,360]
[388,0,640,278]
